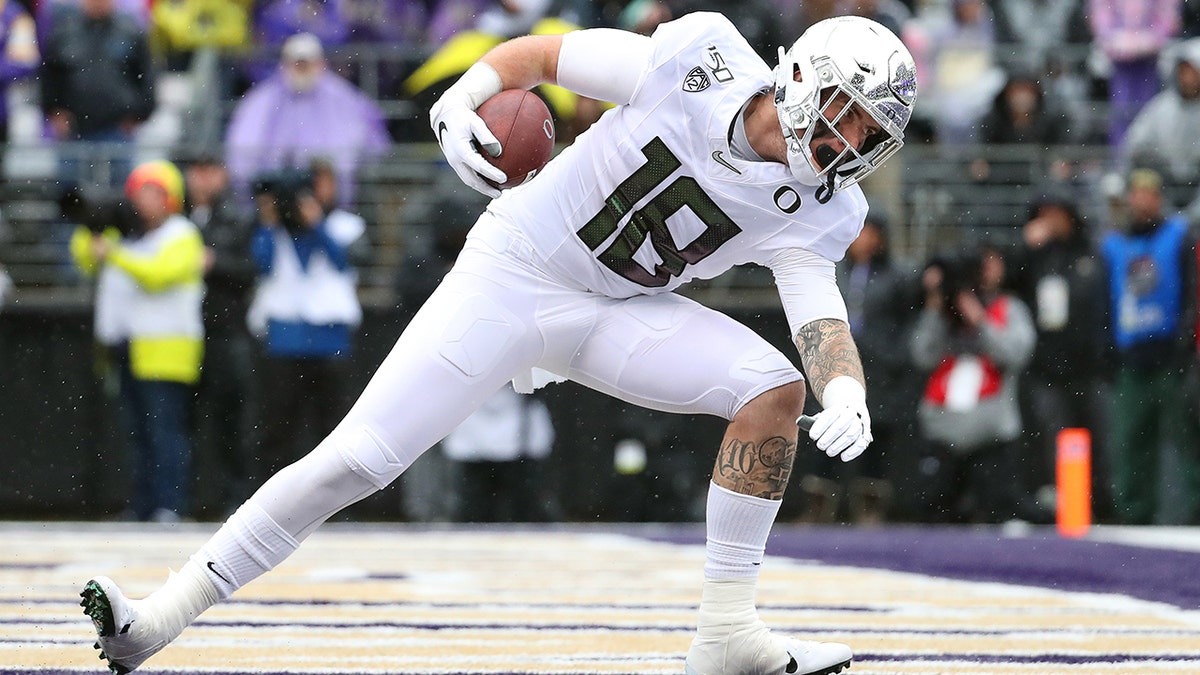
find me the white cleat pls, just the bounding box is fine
[685,619,852,675]
[80,576,170,674]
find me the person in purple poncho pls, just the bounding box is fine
[224,32,391,208]
[0,0,38,145]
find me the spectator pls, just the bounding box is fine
[0,0,39,146]
[0,262,11,310]
[246,167,363,478]
[341,0,429,111]
[979,70,1072,146]
[36,0,150,41]
[150,0,251,71]
[908,245,1039,523]
[1099,168,1200,525]
[468,0,556,42]
[798,211,919,524]
[69,160,205,522]
[424,0,491,46]
[344,0,427,44]
[1089,0,1180,149]
[243,0,351,83]
[182,152,258,515]
[39,0,155,187]
[309,157,370,268]
[907,0,1002,145]
[991,0,1089,76]
[970,69,1073,185]
[148,0,252,136]
[441,383,557,522]
[225,32,391,208]
[1008,195,1109,518]
[1122,38,1200,194]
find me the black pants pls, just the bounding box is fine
[253,355,351,481]
[194,329,256,514]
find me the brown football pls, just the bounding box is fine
[475,89,555,190]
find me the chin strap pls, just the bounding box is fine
[814,168,836,204]
[813,144,839,204]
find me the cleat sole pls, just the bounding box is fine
[81,579,131,675]
[80,580,116,637]
[816,659,851,675]
[686,657,852,675]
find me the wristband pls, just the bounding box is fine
[437,63,503,114]
[821,375,866,409]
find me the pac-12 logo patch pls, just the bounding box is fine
[683,66,710,92]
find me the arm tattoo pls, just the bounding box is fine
[714,434,796,500]
[796,318,865,403]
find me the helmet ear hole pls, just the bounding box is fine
[793,63,803,83]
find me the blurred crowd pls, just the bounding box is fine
[2,0,1200,527]
[6,0,1200,179]
[799,176,1200,529]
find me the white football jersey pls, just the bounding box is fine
[486,12,868,300]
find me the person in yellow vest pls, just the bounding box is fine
[70,160,206,522]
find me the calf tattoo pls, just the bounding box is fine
[715,435,796,500]
[796,318,864,401]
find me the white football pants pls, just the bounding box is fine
[246,214,803,541]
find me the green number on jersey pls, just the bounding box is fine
[575,137,742,287]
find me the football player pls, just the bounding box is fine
[83,12,916,675]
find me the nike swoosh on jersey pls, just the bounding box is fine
[437,121,448,146]
[711,150,741,175]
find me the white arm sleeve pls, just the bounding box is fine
[766,247,849,340]
[557,28,653,105]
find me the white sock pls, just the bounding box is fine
[133,502,299,641]
[704,482,781,580]
[138,559,222,641]
[196,501,301,597]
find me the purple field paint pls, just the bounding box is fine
[638,524,1200,609]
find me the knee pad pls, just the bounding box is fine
[334,424,413,489]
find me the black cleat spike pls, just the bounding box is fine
[80,580,116,637]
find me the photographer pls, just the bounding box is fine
[246,168,362,478]
[908,244,1041,524]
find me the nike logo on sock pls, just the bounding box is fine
[206,561,230,585]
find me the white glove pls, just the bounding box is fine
[807,376,873,462]
[429,63,508,198]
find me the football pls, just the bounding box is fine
[475,89,555,190]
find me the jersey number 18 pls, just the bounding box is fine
[575,137,742,287]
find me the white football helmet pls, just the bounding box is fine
[774,16,917,202]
